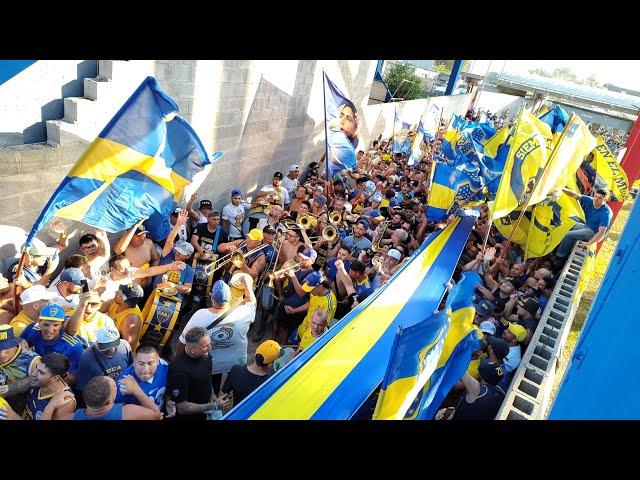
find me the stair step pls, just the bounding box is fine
[46,120,90,146]
[84,77,111,101]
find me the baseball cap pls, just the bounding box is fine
[97,326,121,351]
[357,219,370,230]
[301,271,323,293]
[28,244,58,257]
[479,320,496,336]
[273,171,284,180]
[59,267,86,286]
[389,198,401,209]
[263,225,277,235]
[211,280,231,304]
[118,283,144,302]
[370,210,385,221]
[486,336,509,360]
[20,285,57,305]
[199,199,213,209]
[171,208,181,216]
[288,164,299,172]
[387,249,402,261]
[508,322,527,343]
[0,324,19,350]
[247,228,264,241]
[364,181,376,196]
[315,195,327,206]
[231,189,242,197]
[478,359,504,386]
[299,248,318,263]
[134,225,149,236]
[174,241,194,257]
[314,185,324,192]
[39,304,65,323]
[256,340,282,365]
[474,299,493,318]
[371,193,383,204]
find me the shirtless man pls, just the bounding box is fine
[113,219,159,288]
[278,229,304,268]
[0,274,16,323]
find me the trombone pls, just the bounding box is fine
[203,243,270,276]
[267,259,301,281]
[296,213,318,230]
[307,225,338,243]
[371,220,391,253]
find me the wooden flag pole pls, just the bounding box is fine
[12,249,29,313]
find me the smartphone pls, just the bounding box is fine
[81,279,90,293]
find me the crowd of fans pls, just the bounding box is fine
[0,111,613,421]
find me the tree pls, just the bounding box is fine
[383,63,425,101]
[585,74,600,88]
[433,60,472,74]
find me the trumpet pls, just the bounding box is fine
[371,220,391,253]
[267,259,300,281]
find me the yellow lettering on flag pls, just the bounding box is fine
[591,135,629,201]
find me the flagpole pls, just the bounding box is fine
[392,105,397,153]
[322,69,330,191]
[12,249,28,313]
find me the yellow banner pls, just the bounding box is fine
[591,135,629,201]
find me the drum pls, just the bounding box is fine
[242,209,269,235]
[191,254,216,299]
[259,281,276,311]
[138,289,182,350]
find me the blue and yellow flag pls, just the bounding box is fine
[539,104,569,134]
[528,113,596,207]
[442,116,496,166]
[372,310,449,420]
[427,162,485,222]
[324,72,359,179]
[590,135,629,202]
[392,110,412,154]
[491,109,553,219]
[25,77,220,246]
[404,272,482,420]
[525,192,586,259]
[441,115,468,161]
[408,120,425,166]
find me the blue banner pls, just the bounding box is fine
[324,73,359,179]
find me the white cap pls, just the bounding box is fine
[174,241,194,256]
[289,164,299,172]
[20,285,57,305]
[387,249,402,261]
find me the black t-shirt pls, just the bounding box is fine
[518,316,538,334]
[221,364,270,405]
[193,224,229,253]
[492,288,510,311]
[167,351,213,421]
[453,384,506,420]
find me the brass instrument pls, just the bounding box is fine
[371,220,391,253]
[329,211,342,225]
[267,259,301,281]
[307,225,338,243]
[203,242,269,276]
[296,213,318,230]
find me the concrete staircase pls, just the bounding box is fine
[46,60,155,145]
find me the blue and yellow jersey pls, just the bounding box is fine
[0,346,39,387]
[25,383,75,420]
[354,276,374,299]
[9,311,37,336]
[115,359,168,410]
[20,324,83,375]
[298,290,337,340]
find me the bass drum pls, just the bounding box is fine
[242,209,270,235]
[139,289,182,353]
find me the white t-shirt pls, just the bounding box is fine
[281,176,299,197]
[222,202,246,239]
[101,267,138,302]
[260,184,290,207]
[179,303,257,375]
[46,283,80,313]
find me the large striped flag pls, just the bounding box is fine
[25,76,221,246]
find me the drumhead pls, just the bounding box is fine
[242,211,269,235]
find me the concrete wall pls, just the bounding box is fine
[0,60,97,146]
[475,91,528,119]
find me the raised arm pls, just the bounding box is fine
[114,219,146,255]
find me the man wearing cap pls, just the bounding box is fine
[503,296,540,344]
[155,220,195,298]
[336,221,372,259]
[217,228,267,283]
[65,291,117,349]
[473,299,494,326]
[447,359,506,421]
[502,322,526,376]
[477,274,517,312]
[186,193,213,228]
[0,324,40,416]
[272,247,316,345]
[114,218,160,288]
[282,164,300,197]
[222,189,247,240]
[20,304,83,386]
[76,326,133,395]
[45,267,85,313]
[9,285,58,336]
[253,171,291,210]
[295,271,337,340]
[107,283,145,351]
[311,195,328,218]
[191,210,229,260]
[220,339,281,408]
[179,277,256,395]
[12,242,60,288]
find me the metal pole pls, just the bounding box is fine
[322,69,330,186]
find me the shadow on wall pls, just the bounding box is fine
[16,60,98,145]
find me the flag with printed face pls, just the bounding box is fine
[25,76,221,246]
[324,72,360,179]
[408,120,425,166]
[423,102,442,141]
[393,111,412,154]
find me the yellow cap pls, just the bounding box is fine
[247,229,264,241]
[256,340,281,365]
[508,323,527,343]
